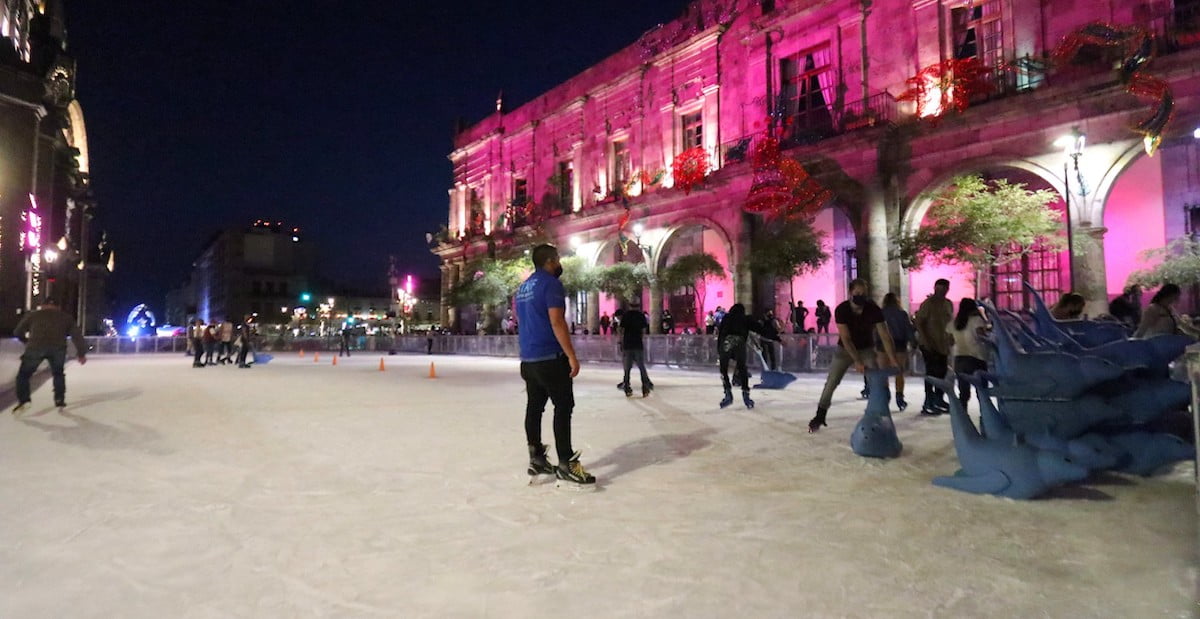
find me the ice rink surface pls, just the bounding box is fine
[0,353,1195,618]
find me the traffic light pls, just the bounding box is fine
[300,292,312,302]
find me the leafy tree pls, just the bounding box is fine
[896,174,1063,273]
[447,257,528,333]
[1128,238,1200,288]
[658,252,725,327]
[597,262,650,303]
[747,218,829,303]
[559,255,601,297]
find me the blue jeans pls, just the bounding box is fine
[622,349,651,389]
[16,348,67,404]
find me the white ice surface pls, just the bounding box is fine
[0,354,1195,618]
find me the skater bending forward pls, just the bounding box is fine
[808,279,899,432]
[515,244,595,486]
[716,303,767,409]
[12,297,87,411]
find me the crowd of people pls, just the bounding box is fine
[512,242,1199,487]
[186,317,257,368]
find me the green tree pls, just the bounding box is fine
[658,252,726,328]
[747,218,829,304]
[896,174,1063,273]
[1128,238,1200,288]
[447,257,528,333]
[597,262,651,303]
[559,255,600,297]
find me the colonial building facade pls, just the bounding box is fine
[0,0,109,334]
[433,0,1200,333]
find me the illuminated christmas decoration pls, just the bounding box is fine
[897,57,994,119]
[1053,22,1173,155]
[671,146,709,195]
[744,136,831,220]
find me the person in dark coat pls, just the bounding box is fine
[716,304,769,409]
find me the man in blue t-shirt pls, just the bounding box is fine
[515,244,595,486]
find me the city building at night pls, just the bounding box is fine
[0,0,111,333]
[169,220,316,325]
[432,0,1200,333]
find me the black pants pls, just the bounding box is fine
[192,338,205,366]
[237,340,252,367]
[339,338,350,356]
[920,346,949,402]
[15,348,66,404]
[953,356,988,408]
[521,355,574,462]
[622,348,651,389]
[204,341,216,364]
[817,322,829,334]
[719,336,749,394]
[219,341,233,362]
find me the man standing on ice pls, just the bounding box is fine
[11,297,88,412]
[515,244,595,486]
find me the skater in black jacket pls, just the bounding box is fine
[716,304,768,409]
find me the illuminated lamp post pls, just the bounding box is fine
[1053,127,1086,291]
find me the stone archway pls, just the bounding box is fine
[654,216,736,333]
[1099,142,1171,303]
[901,159,1068,311]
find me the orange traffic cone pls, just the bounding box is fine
[299,348,305,357]
[332,355,338,366]
[378,358,386,372]
[428,362,437,379]
[314,352,320,363]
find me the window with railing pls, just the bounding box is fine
[611,139,631,188]
[780,44,835,142]
[843,247,858,284]
[556,161,573,208]
[992,244,1061,311]
[952,0,1005,94]
[680,111,703,152]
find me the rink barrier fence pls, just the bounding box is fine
[1188,343,1200,511]
[78,334,926,374]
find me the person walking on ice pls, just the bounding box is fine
[515,244,595,487]
[11,297,88,412]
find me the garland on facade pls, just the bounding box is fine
[896,57,994,119]
[1052,22,1173,155]
[616,209,633,253]
[671,146,709,195]
[743,135,831,220]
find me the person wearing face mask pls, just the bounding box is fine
[808,279,899,433]
[515,244,594,486]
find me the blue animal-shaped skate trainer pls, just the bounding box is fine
[1025,282,1129,348]
[850,368,903,459]
[1106,431,1196,476]
[748,335,797,390]
[965,373,1125,471]
[928,377,1090,499]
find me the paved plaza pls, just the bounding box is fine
[0,354,1194,618]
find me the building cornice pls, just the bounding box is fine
[651,28,722,68]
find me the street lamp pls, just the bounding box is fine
[1054,126,1086,290]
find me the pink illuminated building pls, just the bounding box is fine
[432,0,1200,333]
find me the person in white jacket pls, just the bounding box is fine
[946,298,990,410]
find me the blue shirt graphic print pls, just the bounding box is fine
[515,269,566,361]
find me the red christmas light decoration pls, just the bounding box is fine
[671,146,709,195]
[897,57,994,119]
[1052,22,1173,155]
[743,135,831,220]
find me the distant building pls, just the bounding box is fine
[0,0,112,333]
[170,220,316,324]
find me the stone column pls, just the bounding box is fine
[649,285,664,335]
[1074,225,1110,316]
[737,212,756,314]
[448,262,462,330]
[439,264,451,327]
[863,185,890,302]
[587,290,600,334]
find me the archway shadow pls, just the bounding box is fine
[590,427,717,486]
[18,408,171,455]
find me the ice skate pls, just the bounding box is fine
[808,408,828,433]
[742,391,754,409]
[11,401,30,415]
[55,400,67,411]
[896,394,908,411]
[527,443,556,484]
[642,384,651,398]
[555,451,596,489]
[624,385,634,397]
[719,388,733,409]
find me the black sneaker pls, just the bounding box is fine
[556,452,596,485]
[527,443,555,476]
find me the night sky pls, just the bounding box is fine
[66,1,688,319]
